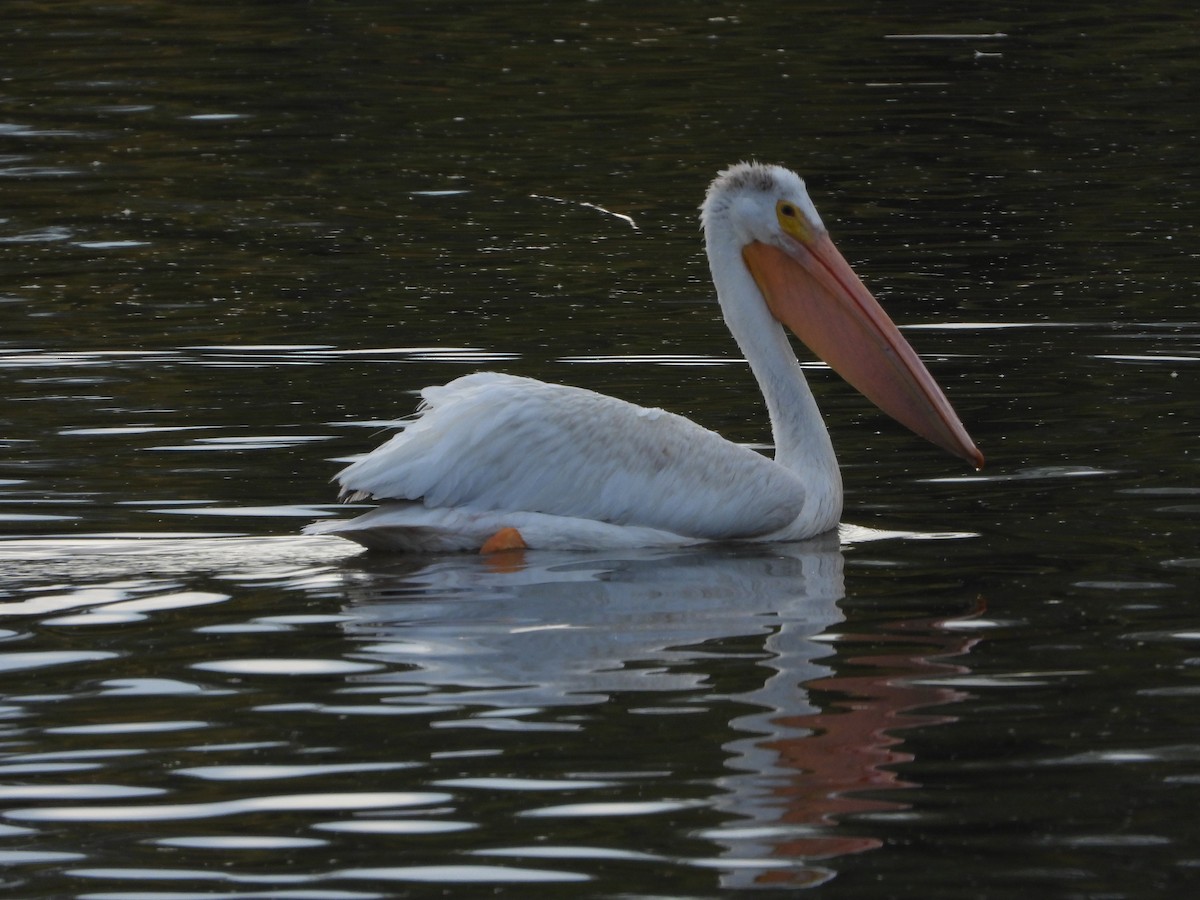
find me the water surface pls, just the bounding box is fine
[1,2,1198,897]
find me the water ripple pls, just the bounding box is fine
[332,865,588,884]
[97,678,233,697]
[43,590,229,625]
[0,850,87,865]
[0,650,118,672]
[75,891,378,900]
[6,791,453,823]
[473,845,665,861]
[152,835,330,850]
[312,819,475,835]
[519,799,707,818]
[69,863,589,885]
[433,776,612,791]
[0,784,164,801]
[175,762,418,781]
[193,658,382,676]
[47,720,210,736]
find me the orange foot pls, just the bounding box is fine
[480,526,527,554]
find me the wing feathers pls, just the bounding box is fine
[335,373,804,541]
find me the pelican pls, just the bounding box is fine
[307,163,983,553]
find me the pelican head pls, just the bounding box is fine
[701,162,983,469]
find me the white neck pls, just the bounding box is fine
[706,230,843,534]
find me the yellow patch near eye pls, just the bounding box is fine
[776,200,812,243]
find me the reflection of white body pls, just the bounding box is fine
[341,541,851,885]
[342,540,844,708]
[310,163,981,552]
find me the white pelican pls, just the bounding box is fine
[308,163,983,553]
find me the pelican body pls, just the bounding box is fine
[308,163,982,552]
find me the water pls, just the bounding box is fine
[1,1,1198,897]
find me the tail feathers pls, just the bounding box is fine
[304,503,482,553]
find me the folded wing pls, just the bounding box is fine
[335,373,805,541]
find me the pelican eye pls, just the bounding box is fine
[776,200,811,240]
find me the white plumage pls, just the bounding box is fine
[321,372,807,551]
[308,163,982,552]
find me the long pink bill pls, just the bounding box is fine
[743,235,984,469]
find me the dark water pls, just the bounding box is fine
[2,2,1198,897]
